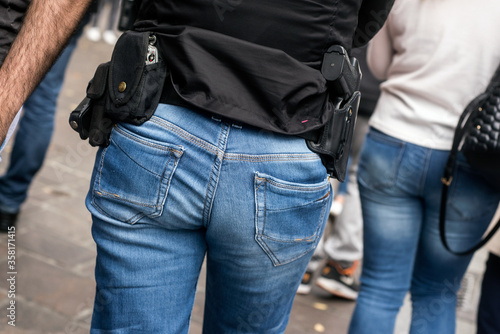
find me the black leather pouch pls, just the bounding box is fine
[106,30,167,125]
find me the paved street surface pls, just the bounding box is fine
[0,33,489,334]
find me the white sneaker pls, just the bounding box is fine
[86,27,101,42]
[103,30,118,45]
[296,271,314,295]
[330,200,344,216]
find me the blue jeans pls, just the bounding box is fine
[477,252,500,334]
[0,32,81,213]
[349,128,500,334]
[86,104,332,333]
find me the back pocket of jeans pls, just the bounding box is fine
[254,172,331,266]
[448,158,500,221]
[91,125,184,224]
[358,129,404,190]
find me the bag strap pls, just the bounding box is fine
[440,182,500,256]
[439,66,500,255]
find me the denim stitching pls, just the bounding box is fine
[258,195,329,242]
[115,125,184,155]
[262,179,267,240]
[155,155,173,211]
[255,178,280,264]
[92,199,145,225]
[93,144,147,224]
[97,154,173,208]
[96,128,181,209]
[362,131,406,190]
[223,153,319,162]
[203,123,230,227]
[157,150,182,212]
[254,176,329,192]
[261,188,329,266]
[417,147,432,196]
[150,116,321,162]
[112,132,172,178]
[150,117,218,154]
[97,139,111,197]
[254,174,330,266]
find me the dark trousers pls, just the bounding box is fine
[477,252,500,334]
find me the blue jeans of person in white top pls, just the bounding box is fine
[86,104,332,333]
[349,128,500,334]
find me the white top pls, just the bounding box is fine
[487,209,500,257]
[488,228,500,257]
[367,0,500,150]
[0,108,21,162]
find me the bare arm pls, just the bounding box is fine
[0,0,92,144]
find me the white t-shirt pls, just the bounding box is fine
[367,0,500,150]
[0,108,21,162]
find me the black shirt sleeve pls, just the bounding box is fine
[352,0,394,48]
[0,0,31,67]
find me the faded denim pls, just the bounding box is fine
[349,128,500,334]
[87,104,332,333]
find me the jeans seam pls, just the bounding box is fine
[256,177,330,192]
[115,125,184,155]
[203,123,230,227]
[151,116,321,162]
[223,153,320,162]
[150,117,218,155]
[96,131,174,208]
[254,175,330,266]
[92,199,145,224]
[417,148,432,196]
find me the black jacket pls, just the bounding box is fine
[0,0,30,67]
[133,0,394,135]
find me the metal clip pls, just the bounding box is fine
[146,34,158,65]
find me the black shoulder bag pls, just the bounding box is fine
[440,64,500,256]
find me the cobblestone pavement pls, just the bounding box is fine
[0,34,487,334]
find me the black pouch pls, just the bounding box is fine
[69,62,114,147]
[306,92,361,182]
[69,62,110,140]
[106,30,167,125]
[69,30,167,147]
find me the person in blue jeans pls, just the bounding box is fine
[0,26,85,231]
[88,105,333,332]
[0,0,394,331]
[349,0,500,333]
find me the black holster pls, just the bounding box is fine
[306,45,362,182]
